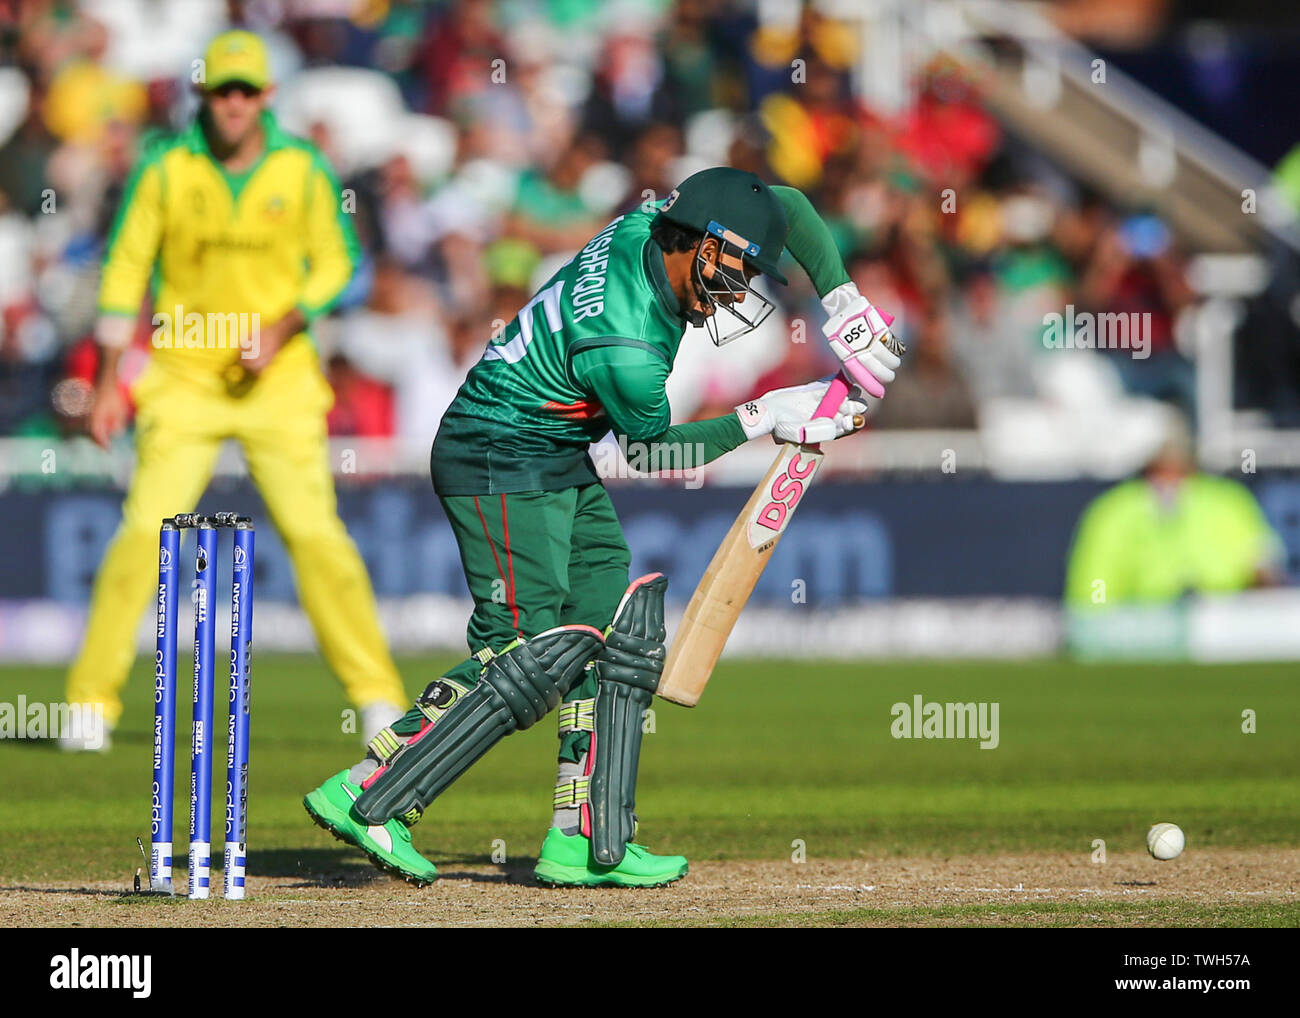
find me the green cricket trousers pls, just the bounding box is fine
[432,482,633,766]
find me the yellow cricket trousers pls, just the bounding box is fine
[65,344,407,725]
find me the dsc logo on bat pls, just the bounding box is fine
[745,446,822,549]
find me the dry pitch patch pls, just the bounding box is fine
[2,846,1296,927]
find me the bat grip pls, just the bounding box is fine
[813,375,849,420]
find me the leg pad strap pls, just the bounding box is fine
[353,625,603,824]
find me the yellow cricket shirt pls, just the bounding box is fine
[99,109,359,387]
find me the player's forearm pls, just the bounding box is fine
[239,306,309,375]
[574,346,753,467]
[272,307,307,340]
[625,414,748,470]
[94,343,124,387]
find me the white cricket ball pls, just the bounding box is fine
[1146,822,1185,861]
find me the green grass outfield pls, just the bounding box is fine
[1,657,1297,885]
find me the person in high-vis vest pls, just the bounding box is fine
[62,31,407,750]
[1066,418,1284,608]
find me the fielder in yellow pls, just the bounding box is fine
[63,31,407,749]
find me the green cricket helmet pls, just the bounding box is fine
[659,167,788,345]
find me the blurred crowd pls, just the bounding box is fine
[0,0,1218,464]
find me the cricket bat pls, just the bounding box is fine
[657,377,852,706]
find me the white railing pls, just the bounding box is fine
[2,421,1295,486]
[0,432,991,487]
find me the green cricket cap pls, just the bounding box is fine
[659,167,788,285]
[204,30,271,91]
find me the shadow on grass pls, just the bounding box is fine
[0,885,129,897]
[436,857,541,886]
[1,729,151,752]
[2,737,63,752]
[256,846,544,887]
[238,847,389,887]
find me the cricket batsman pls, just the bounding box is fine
[63,31,408,749]
[303,166,903,886]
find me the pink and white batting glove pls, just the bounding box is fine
[734,378,868,445]
[820,282,903,400]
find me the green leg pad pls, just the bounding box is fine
[589,573,667,865]
[353,625,603,824]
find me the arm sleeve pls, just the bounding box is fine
[299,154,361,319]
[98,160,164,317]
[772,185,851,298]
[571,344,748,468]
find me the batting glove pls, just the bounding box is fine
[820,282,904,399]
[735,378,869,445]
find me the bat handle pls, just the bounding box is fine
[813,375,850,420]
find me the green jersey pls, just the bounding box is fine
[430,185,853,496]
[432,206,735,494]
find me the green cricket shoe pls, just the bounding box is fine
[534,827,688,888]
[303,769,438,886]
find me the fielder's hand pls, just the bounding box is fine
[89,382,128,449]
[820,282,904,399]
[734,378,868,445]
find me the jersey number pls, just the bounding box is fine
[480,280,565,365]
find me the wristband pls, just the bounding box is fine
[95,315,134,350]
[733,398,772,440]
